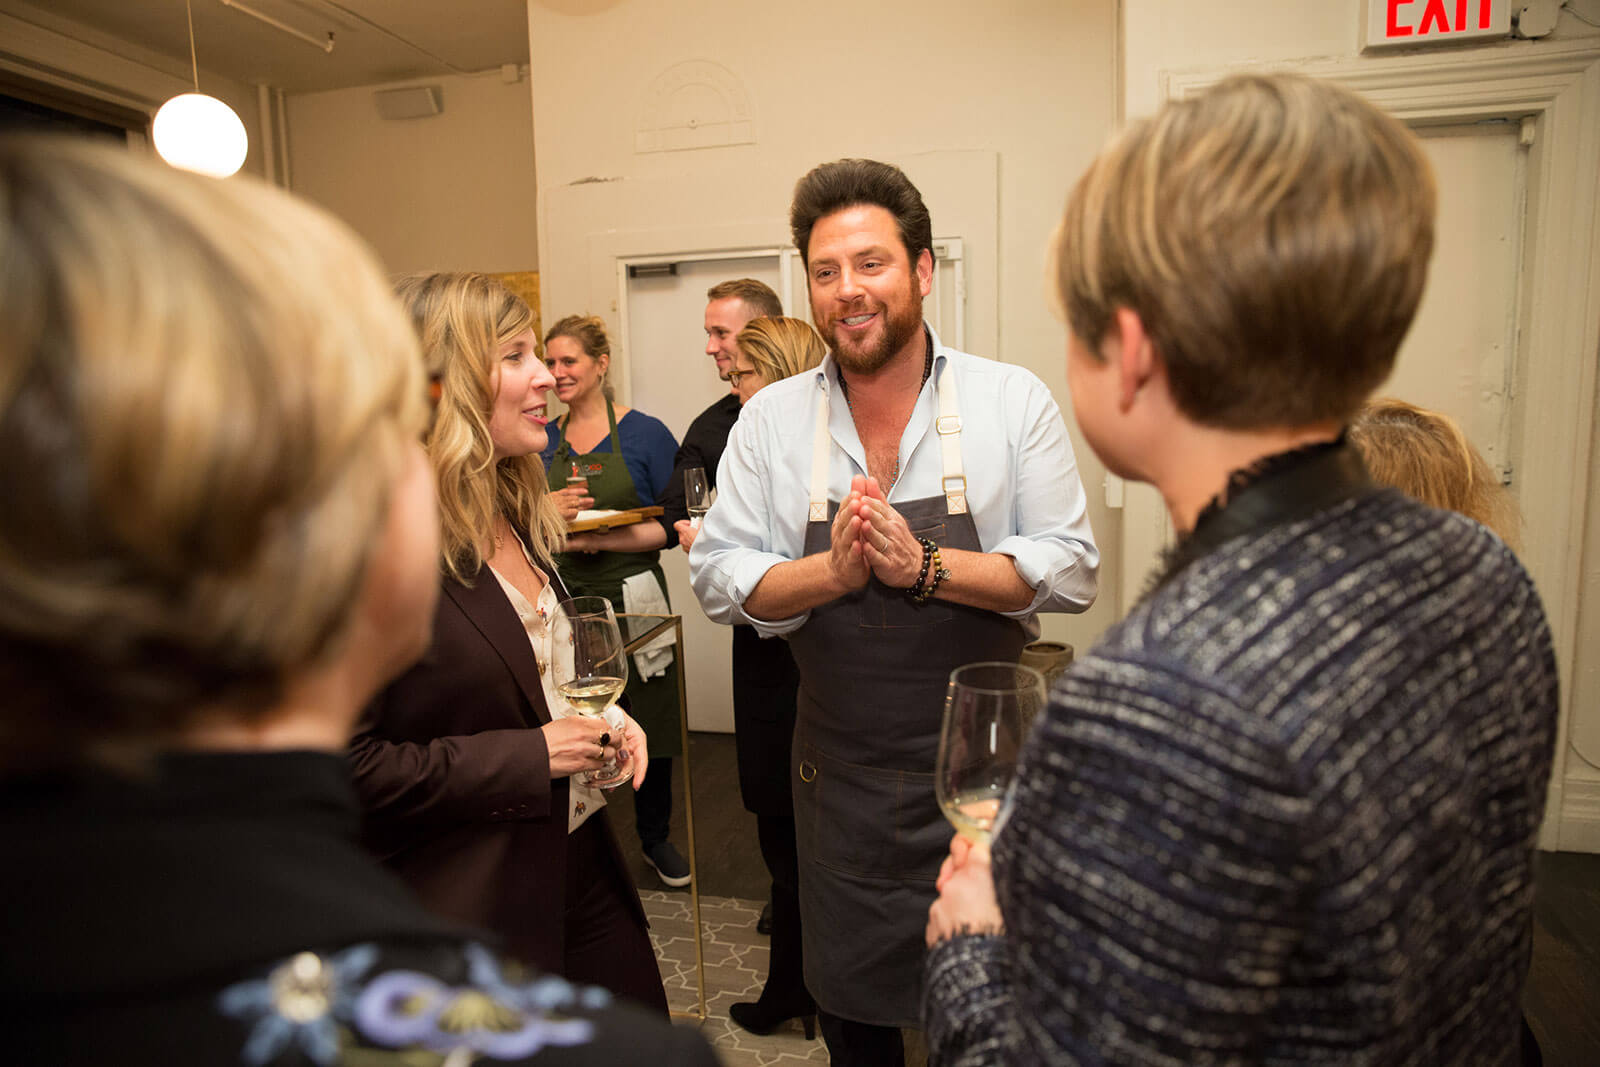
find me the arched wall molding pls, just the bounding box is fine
[634,59,755,154]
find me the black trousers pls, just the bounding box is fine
[754,813,811,1008]
[819,1011,905,1067]
[632,756,673,847]
[562,816,668,1014]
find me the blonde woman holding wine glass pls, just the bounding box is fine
[348,273,667,1013]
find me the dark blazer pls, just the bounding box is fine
[349,564,647,975]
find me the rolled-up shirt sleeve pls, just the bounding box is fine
[991,377,1099,618]
[688,404,810,637]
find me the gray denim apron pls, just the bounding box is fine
[785,362,1027,1027]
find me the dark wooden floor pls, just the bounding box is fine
[603,731,769,901]
[613,733,1600,1063]
[1525,850,1600,1064]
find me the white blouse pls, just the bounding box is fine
[489,559,606,833]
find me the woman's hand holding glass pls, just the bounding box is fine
[551,484,594,522]
[552,596,634,788]
[542,715,620,778]
[926,834,1003,946]
[926,661,1044,945]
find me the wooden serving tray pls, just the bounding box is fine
[566,506,664,534]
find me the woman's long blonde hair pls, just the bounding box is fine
[1350,397,1521,551]
[395,273,565,582]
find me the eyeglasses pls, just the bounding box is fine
[727,368,759,387]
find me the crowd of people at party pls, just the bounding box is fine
[0,70,1557,1067]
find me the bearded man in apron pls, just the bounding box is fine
[688,159,1100,1066]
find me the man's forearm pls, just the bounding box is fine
[930,549,1034,613]
[743,553,852,622]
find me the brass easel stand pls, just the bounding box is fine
[621,612,706,1024]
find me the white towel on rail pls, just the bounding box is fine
[620,570,674,680]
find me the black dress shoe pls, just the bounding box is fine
[728,999,816,1040]
[756,899,773,936]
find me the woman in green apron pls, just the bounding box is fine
[541,314,691,888]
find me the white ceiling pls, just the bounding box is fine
[2,0,536,93]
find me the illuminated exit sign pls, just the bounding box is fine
[1360,0,1512,49]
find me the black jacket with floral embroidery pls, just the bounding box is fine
[0,750,717,1066]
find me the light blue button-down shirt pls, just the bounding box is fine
[688,329,1099,639]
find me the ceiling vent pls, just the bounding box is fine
[374,86,443,120]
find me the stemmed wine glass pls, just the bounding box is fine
[934,661,1047,844]
[552,596,632,789]
[684,467,710,527]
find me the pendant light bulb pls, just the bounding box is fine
[154,93,248,178]
[154,0,247,179]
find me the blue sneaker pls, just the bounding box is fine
[643,840,691,888]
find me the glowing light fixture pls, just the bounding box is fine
[153,0,247,178]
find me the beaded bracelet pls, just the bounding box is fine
[909,538,934,596]
[915,547,947,604]
[910,538,951,603]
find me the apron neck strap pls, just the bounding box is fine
[556,395,624,461]
[935,360,966,514]
[603,396,623,452]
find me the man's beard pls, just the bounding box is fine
[823,282,924,376]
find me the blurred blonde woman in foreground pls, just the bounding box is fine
[0,137,713,1066]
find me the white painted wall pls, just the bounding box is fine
[1121,0,1600,851]
[526,0,1122,670]
[0,4,266,177]
[285,70,540,275]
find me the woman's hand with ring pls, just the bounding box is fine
[542,715,614,778]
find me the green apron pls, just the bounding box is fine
[545,399,682,758]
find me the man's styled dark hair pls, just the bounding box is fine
[705,278,782,319]
[790,158,933,268]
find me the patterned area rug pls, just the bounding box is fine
[642,891,827,1064]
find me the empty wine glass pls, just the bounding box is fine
[684,467,710,527]
[551,596,632,789]
[934,661,1047,844]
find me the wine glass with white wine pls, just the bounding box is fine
[552,596,632,789]
[934,661,1047,845]
[683,467,710,527]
